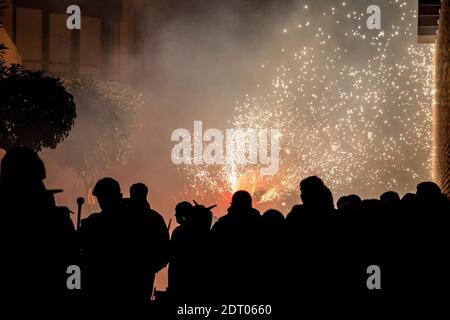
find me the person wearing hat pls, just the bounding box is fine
[0,146,77,314]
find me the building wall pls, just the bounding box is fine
[2,0,158,83]
[435,0,450,197]
[1,0,145,83]
[15,7,42,70]
[11,1,116,78]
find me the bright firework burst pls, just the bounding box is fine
[182,0,435,209]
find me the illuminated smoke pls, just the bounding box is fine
[180,0,434,207]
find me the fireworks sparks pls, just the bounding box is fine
[181,1,435,209]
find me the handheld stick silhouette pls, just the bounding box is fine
[76,197,85,230]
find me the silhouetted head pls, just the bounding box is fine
[416,182,441,202]
[0,146,46,186]
[231,190,253,210]
[337,196,349,209]
[401,192,417,209]
[299,176,334,211]
[337,194,361,214]
[191,203,213,232]
[175,201,193,225]
[130,182,148,203]
[262,209,285,224]
[380,191,400,202]
[347,194,362,205]
[262,209,284,236]
[402,193,416,202]
[92,177,122,212]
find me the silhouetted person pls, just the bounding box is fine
[288,175,335,216]
[337,195,349,209]
[337,194,361,215]
[0,146,77,314]
[380,191,400,202]
[285,176,336,304]
[80,179,169,311]
[79,178,124,308]
[416,181,450,214]
[169,201,213,302]
[169,201,194,300]
[262,209,284,227]
[401,192,417,208]
[129,182,170,272]
[379,191,402,257]
[128,182,170,302]
[174,201,192,226]
[210,191,262,303]
[409,182,450,296]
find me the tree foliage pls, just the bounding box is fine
[0,64,76,151]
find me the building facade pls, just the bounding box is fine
[0,0,148,83]
[418,0,450,197]
[434,0,450,197]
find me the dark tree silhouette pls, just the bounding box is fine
[0,64,76,151]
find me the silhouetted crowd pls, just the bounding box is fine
[1,146,449,317]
